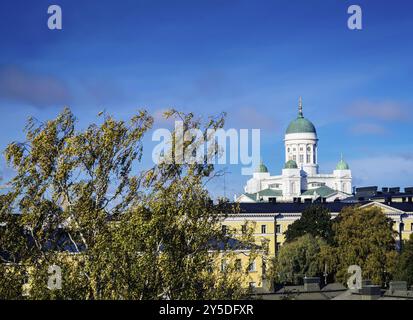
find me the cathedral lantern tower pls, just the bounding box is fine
[284,97,319,176]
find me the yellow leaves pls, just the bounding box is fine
[2,107,244,299]
[333,206,398,285]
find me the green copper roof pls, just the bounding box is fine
[301,186,337,197]
[257,188,282,197]
[255,160,268,173]
[286,116,317,134]
[242,188,283,202]
[286,97,317,134]
[336,158,350,170]
[284,160,298,169]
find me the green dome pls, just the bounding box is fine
[286,97,317,134]
[255,160,268,173]
[336,159,349,170]
[286,116,316,134]
[284,160,298,169]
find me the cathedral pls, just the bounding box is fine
[237,98,353,203]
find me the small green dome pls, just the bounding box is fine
[286,97,317,134]
[255,160,268,173]
[336,159,349,170]
[284,160,298,169]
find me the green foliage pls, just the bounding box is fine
[276,234,326,285]
[332,206,398,286]
[0,107,250,300]
[284,205,334,244]
[394,234,413,286]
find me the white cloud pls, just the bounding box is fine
[350,154,413,188]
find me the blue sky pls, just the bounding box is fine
[0,0,413,199]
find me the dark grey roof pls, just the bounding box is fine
[237,202,360,214]
[234,201,413,214]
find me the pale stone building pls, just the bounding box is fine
[237,98,352,203]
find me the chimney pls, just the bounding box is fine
[360,285,381,300]
[303,277,320,291]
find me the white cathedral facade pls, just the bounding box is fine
[237,98,353,203]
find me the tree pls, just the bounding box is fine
[394,234,413,286]
[276,234,327,285]
[0,108,251,299]
[284,205,334,244]
[332,206,398,286]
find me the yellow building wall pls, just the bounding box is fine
[221,204,413,291]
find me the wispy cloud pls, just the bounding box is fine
[229,106,278,131]
[346,100,411,121]
[349,123,387,135]
[0,65,72,108]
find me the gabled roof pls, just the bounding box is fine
[239,188,283,202]
[301,186,337,198]
[257,188,283,197]
[360,201,406,214]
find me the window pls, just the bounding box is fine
[299,154,304,163]
[261,224,267,234]
[248,261,256,272]
[276,224,281,234]
[221,259,227,272]
[287,147,290,153]
[222,225,227,234]
[307,146,311,151]
[276,242,281,253]
[400,223,405,232]
[235,259,242,271]
[306,154,311,163]
[262,261,266,275]
[241,224,247,234]
[300,147,303,151]
[293,155,297,161]
[411,223,413,231]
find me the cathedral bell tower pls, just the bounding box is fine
[284,97,319,176]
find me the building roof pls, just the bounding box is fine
[286,98,316,134]
[242,188,283,201]
[258,188,283,197]
[232,201,413,214]
[301,186,337,198]
[237,202,357,214]
[286,116,317,134]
